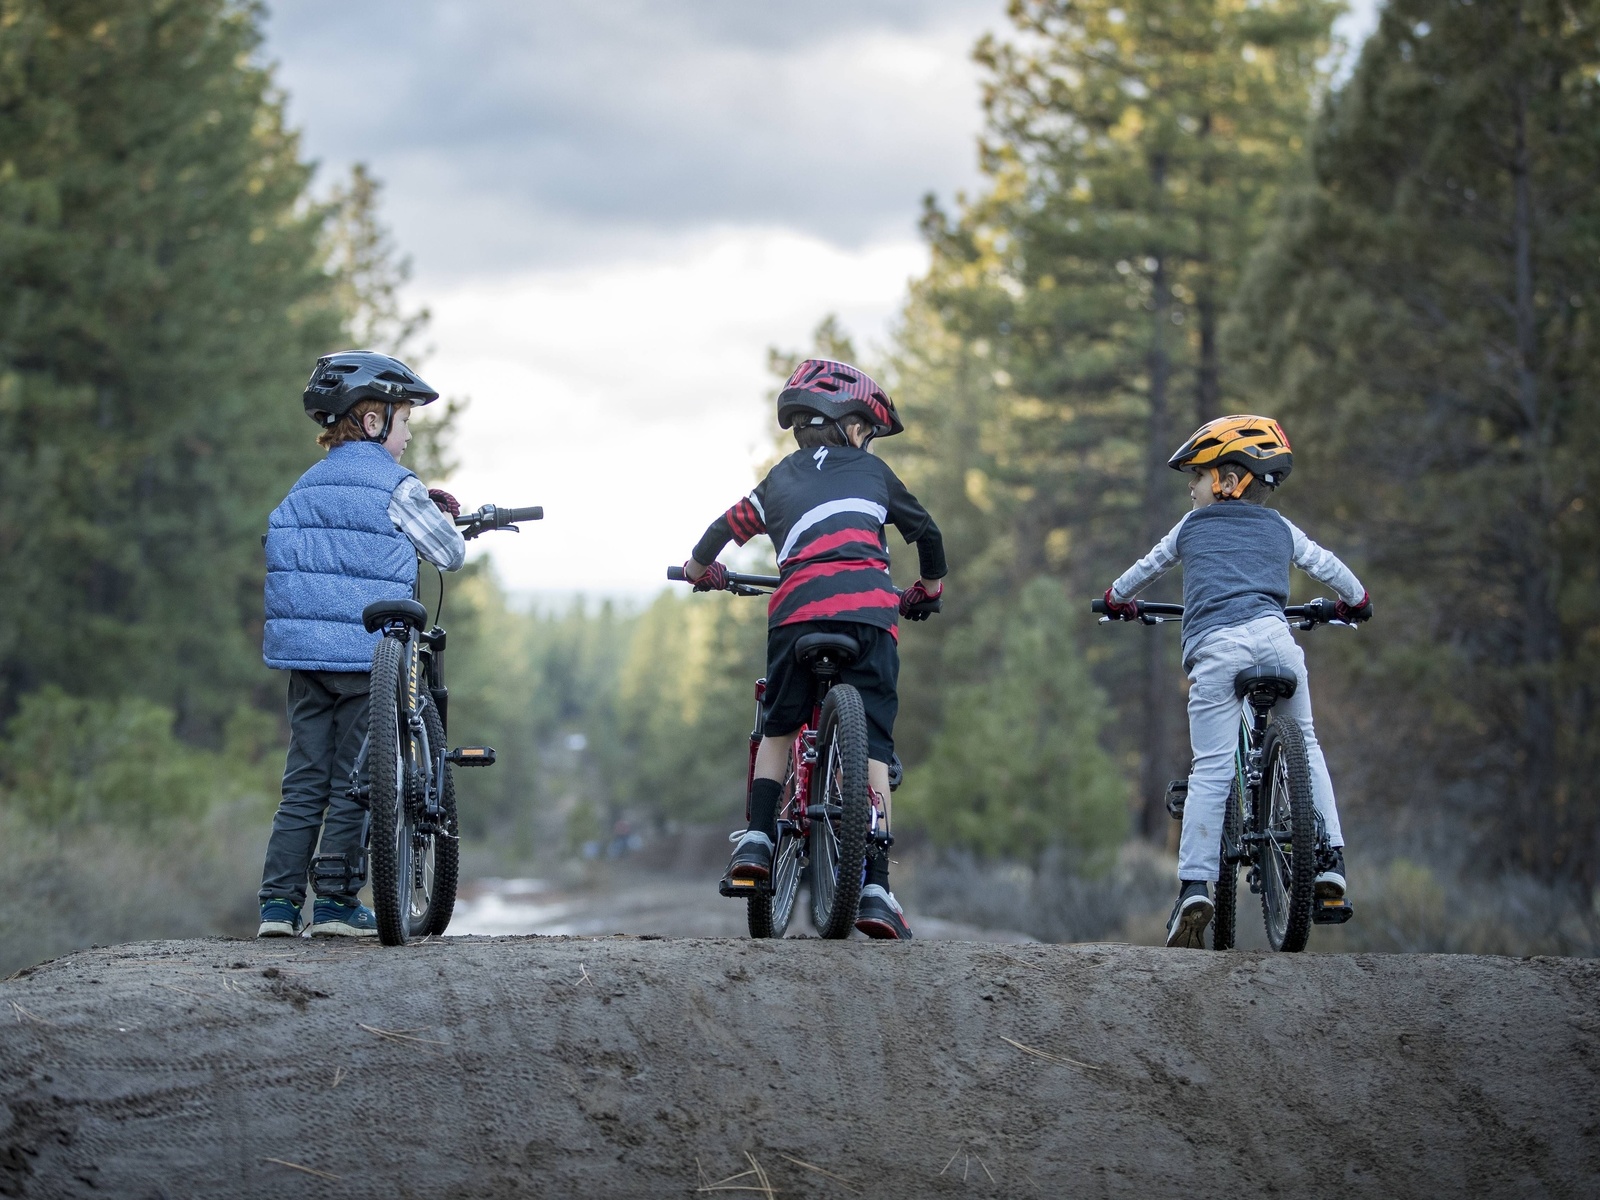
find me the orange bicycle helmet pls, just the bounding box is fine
[1168,414,1293,499]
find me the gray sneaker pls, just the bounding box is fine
[1165,881,1214,949]
[1316,847,1347,899]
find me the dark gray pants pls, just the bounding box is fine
[258,670,370,906]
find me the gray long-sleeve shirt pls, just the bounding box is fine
[1110,503,1364,667]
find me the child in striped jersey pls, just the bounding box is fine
[684,359,946,939]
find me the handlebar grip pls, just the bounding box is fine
[500,506,543,524]
[667,565,687,581]
[1090,599,1107,614]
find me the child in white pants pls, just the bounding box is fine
[1103,415,1370,949]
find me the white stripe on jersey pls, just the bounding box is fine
[747,492,765,522]
[777,497,888,565]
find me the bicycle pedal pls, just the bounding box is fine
[446,746,497,767]
[1312,898,1354,925]
[1164,779,1188,820]
[719,875,769,899]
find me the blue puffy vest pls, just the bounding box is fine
[263,441,418,672]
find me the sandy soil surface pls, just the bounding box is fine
[2,936,1596,1199]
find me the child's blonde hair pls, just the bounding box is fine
[316,399,411,450]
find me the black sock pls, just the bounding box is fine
[749,778,782,839]
[866,849,890,890]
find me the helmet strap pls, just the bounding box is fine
[1210,466,1249,501]
[353,402,397,445]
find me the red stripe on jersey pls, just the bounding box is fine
[768,558,890,615]
[726,499,764,545]
[780,588,901,624]
[786,525,882,564]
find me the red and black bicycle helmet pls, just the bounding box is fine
[776,359,903,439]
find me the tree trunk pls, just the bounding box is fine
[1508,60,1563,882]
[1139,152,1175,843]
[1194,113,1220,424]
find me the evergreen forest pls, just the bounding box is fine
[3,0,1598,967]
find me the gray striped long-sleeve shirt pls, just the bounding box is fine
[389,477,466,571]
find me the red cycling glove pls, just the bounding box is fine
[1103,587,1139,621]
[899,579,944,619]
[1335,591,1372,623]
[688,561,729,592]
[428,488,461,519]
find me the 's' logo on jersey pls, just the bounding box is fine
[813,447,829,470]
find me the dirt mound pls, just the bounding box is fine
[2,937,1596,1198]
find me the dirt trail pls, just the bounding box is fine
[1,937,1596,1199]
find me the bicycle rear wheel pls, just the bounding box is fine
[1256,714,1317,952]
[416,699,459,935]
[367,636,412,946]
[1213,779,1241,951]
[808,685,870,939]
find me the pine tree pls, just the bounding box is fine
[895,0,1337,838]
[0,0,343,732]
[1229,0,1600,894]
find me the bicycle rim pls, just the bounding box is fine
[367,637,410,946]
[1257,715,1316,952]
[808,685,869,939]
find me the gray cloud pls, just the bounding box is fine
[263,0,999,278]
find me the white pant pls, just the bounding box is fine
[1178,615,1343,882]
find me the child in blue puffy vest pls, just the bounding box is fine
[256,352,465,938]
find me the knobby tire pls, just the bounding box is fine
[1213,779,1241,951]
[367,636,410,946]
[809,685,870,939]
[749,764,803,939]
[1258,715,1317,952]
[419,699,459,935]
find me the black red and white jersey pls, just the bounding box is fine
[693,446,946,632]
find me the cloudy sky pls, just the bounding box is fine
[262,0,1379,600]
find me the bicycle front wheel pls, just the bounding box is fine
[416,698,459,935]
[1256,714,1317,952]
[367,636,413,946]
[808,685,870,939]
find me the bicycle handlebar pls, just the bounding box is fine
[1091,596,1360,630]
[666,564,778,597]
[456,504,543,540]
[666,566,942,616]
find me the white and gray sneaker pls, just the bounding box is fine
[1165,881,1214,949]
[1316,847,1347,899]
[726,829,774,880]
[855,884,913,940]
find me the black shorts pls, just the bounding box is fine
[762,620,899,762]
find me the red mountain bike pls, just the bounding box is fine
[668,565,935,939]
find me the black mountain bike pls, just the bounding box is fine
[668,565,937,938]
[344,503,541,946]
[1092,597,1358,952]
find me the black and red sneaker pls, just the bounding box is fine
[855,884,913,940]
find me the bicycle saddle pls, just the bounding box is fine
[362,598,428,634]
[1233,666,1297,701]
[794,631,861,671]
